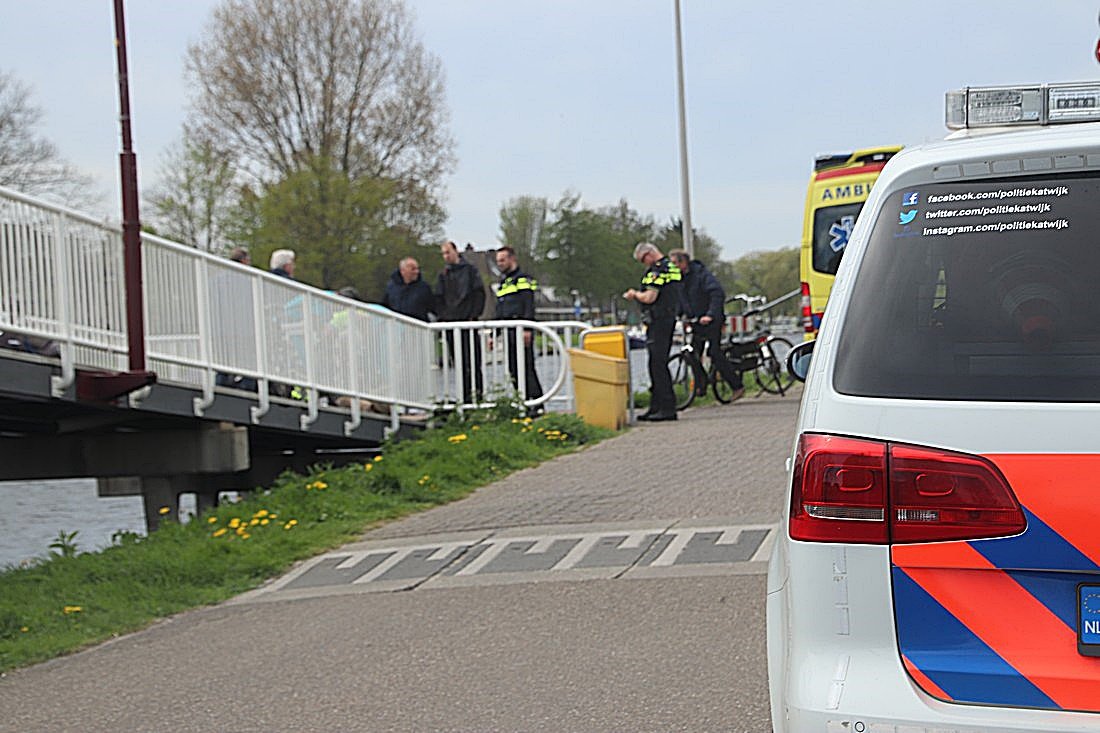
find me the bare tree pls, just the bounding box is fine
[0,70,98,208]
[147,131,239,252]
[184,0,454,195]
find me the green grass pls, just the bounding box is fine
[0,407,613,672]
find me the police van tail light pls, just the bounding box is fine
[889,445,1025,543]
[790,434,889,544]
[790,434,1026,544]
[800,282,814,333]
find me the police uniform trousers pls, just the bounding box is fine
[506,327,544,401]
[646,316,677,414]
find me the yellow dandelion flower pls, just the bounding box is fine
[269,513,278,519]
[448,434,467,443]
[315,481,327,490]
[472,425,480,431]
[240,533,251,540]
[364,463,373,472]
[260,518,270,526]
[62,606,82,615]
[236,525,247,535]
[207,516,218,524]
[253,509,269,518]
[374,455,383,462]
[213,528,228,538]
[20,626,28,633]
[157,506,171,515]
[512,418,522,424]
[249,518,260,526]
[228,518,241,528]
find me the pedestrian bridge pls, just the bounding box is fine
[0,186,597,527]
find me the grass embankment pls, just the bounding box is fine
[0,409,612,673]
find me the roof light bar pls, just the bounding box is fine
[945,82,1100,130]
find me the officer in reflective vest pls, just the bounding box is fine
[494,246,544,410]
[624,241,682,421]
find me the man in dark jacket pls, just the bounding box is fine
[494,246,543,409]
[382,257,434,321]
[670,249,744,401]
[435,240,486,404]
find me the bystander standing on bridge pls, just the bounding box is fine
[269,249,296,279]
[436,240,486,403]
[383,257,435,322]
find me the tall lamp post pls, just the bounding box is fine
[673,0,694,258]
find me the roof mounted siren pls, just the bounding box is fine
[946,82,1100,130]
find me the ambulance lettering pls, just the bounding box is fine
[821,182,872,202]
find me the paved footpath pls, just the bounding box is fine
[1,393,800,733]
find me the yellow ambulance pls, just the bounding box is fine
[799,146,902,337]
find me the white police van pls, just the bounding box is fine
[768,83,1100,732]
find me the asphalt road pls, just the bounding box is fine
[0,394,800,733]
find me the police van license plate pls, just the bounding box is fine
[1077,583,1100,657]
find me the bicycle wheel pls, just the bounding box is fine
[755,336,796,395]
[711,364,735,403]
[667,351,699,410]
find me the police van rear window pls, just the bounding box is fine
[834,175,1100,401]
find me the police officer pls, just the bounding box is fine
[669,249,744,402]
[494,246,544,410]
[624,242,682,421]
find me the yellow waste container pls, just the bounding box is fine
[569,347,629,430]
[580,326,628,359]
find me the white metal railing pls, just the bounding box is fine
[0,185,588,430]
[430,320,589,413]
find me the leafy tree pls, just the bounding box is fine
[727,247,800,315]
[240,156,440,297]
[178,0,453,289]
[537,195,653,313]
[498,196,548,261]
[654,217,723,268]
[147,132,238,252]
[0,69,98,209]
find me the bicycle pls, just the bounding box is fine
[666,319,745,411]
[722,294,796,396]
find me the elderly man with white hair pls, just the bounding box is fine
[269,249,296,279]
[623,241,683,421]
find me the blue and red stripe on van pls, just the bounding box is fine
[892,454,1100,712]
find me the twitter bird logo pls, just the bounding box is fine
[899,209,918,225]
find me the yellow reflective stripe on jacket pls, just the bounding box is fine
[641,262,682,287]
[497,277,539,297]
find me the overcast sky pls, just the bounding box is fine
[2,2,1098,260]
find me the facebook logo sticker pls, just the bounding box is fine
[902,191,919,207]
